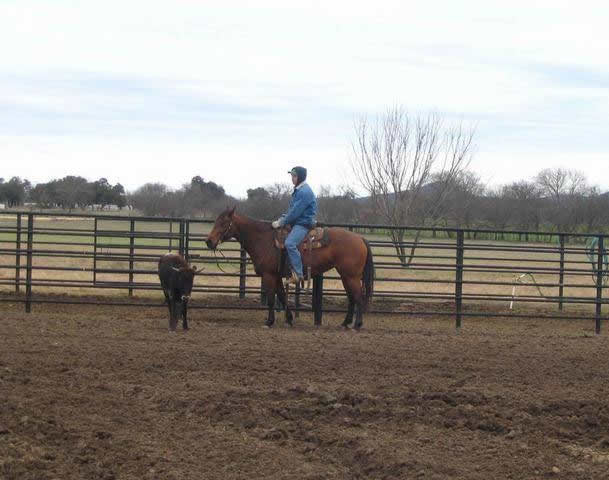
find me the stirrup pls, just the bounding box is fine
[285,272,303,288]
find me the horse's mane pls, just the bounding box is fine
[236,213,273,233]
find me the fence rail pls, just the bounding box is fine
[1,211,608,333]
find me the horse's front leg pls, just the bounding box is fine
[276,281,293,327]
[262,274,278,328]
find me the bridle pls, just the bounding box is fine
[219,220,234,243]
[212,219,236,274]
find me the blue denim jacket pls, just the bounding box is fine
[279,182,317,228]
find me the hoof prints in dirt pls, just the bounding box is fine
[0,400,120,480]
[151,386,609,479]
[4,304,609,479]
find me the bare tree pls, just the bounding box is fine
[580,187,609,233]
[242,183,291,220]
[502,180,542,231]
[480,186,513,232]
[535,168,591,232]
[317,185,360,224]
[351,107,475,265]
[535,168,587,200]
[430,170,485,234]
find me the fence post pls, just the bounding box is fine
[93,217,98,286]
[179,220,185,256]
[455,230,464,331]
[558,234,565,311]
[595,235,604,335]
[169,221,173,252]
[15,213,21,293]
[313,274,324,326]
[128,219,135,297]
[184,220,190,261]
[239,247,247,299]
[25,213,33,313]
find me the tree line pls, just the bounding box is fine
[0,176,126,210]
[2,168,608,235]
[3,109,608,236]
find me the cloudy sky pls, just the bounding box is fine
[1,0,608,197]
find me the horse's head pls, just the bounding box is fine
[206,206,237,250]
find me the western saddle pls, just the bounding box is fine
[273,225,330,285]
[273,225,329,251]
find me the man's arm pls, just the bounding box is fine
[281,191,309,226]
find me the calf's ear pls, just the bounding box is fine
[172,267,180,272]
[192,265,198,272]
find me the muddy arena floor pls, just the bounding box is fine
[1,300,609,480]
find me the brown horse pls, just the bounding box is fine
[205,207,374,329]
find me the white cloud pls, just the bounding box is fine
[1,0,609,195]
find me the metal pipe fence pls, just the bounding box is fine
[1,211,608,333]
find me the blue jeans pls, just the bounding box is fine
[285,224,309,277]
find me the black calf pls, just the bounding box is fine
[158,253,197,331]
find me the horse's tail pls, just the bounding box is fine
[362,239,374,311]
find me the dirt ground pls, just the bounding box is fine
[2,299,609,480]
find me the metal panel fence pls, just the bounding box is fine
[1,211,608,333]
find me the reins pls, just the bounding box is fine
[212,220,238,274]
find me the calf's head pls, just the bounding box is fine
[172,265,198,303]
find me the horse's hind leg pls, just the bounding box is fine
[341,275,364,330]
[341,294,355,329]
[353,302,364,330]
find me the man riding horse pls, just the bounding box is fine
[271,166,317,286]
[206,166,373,329]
